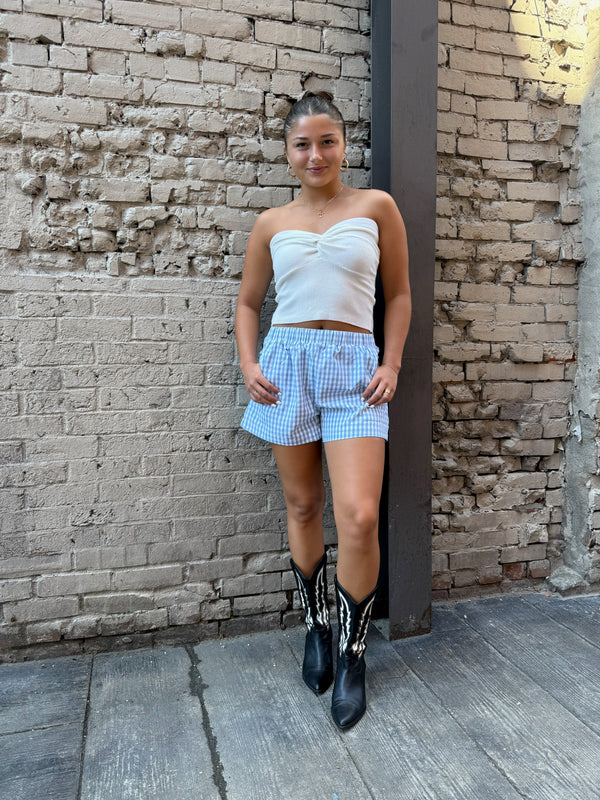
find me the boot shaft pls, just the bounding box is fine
[335,578,376,658]
[290,552,330,631]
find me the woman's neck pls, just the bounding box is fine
[297,181,345,210]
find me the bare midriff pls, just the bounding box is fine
[273,320,370,334]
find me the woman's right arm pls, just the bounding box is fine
[234,212,281,405]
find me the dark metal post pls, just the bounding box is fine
[372,0,437,638]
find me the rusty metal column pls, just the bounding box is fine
[372,0,437,638]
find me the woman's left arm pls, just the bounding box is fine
[362,191,411,407]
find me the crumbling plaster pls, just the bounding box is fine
[555,3,600,590]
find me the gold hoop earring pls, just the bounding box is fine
[340,158,349,173]
[287,164,296,178]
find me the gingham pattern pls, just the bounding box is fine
[241,326,389,446]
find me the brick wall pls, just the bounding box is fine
[0,0,371,660]
[1,0,598,661]
[433,0,595,597]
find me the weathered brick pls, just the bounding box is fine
[27,95,108,125]
[459,284,511,303]
[457,137,508,159]
[449,49,503,75]
[464,74,516,99]
[256,19,321,51]
[144,78,220,107]
[467,362,564,382]
[277,48,340,77]
[49,44,88,71]
[36,572,111,597]
[181,8,251,39]
[23,0,103,21]
[0,11,62,41]
[453,4,509,31]
[500,544,548,564]
[3,597,79,623]
[222,0,292,20]
[112,565,183,591]
[89,50,127,76]
[204,38,276,70]
[10,41,48,67]
[294,1,358,29]
[108,0,180,30]
[63,19,144,51]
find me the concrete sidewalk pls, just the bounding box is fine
[1,592,600,800]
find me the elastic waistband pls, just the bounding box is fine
[265,326,376,348]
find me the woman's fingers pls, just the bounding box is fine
[254,379,280,404]
[362,366,398,406]
[243,364,280,405]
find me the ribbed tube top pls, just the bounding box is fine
[269,217,380,332]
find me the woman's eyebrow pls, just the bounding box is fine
[292,132,339,140]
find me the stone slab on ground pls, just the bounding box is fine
[0,656,91,800]
[79,647,216,800]
[0,593,599,799]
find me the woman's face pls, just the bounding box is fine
[285,113,346,188]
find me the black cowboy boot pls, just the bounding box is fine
[290,552,333,695]
[331,578,377,731]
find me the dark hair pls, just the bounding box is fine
[283,91,346,144]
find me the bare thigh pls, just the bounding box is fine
[324,437,385,597]
[324,437,385,522]
[272,441,326,575]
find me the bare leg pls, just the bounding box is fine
[271,441,326,577]
[324,437,385,601]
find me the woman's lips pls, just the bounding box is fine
[308,167,326,174]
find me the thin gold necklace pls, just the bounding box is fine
[299,185,345,217]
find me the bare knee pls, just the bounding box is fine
[337,503,379,551]
[286,486,325,526]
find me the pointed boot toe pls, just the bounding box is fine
[331,696,366,730]
[331,579,376,732]
[331,653,366,729]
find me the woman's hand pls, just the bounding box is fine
[241,362,281,405]
[362,364,399,407]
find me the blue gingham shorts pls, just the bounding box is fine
[241,326,389,446]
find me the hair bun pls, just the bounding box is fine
[302,90,334,103]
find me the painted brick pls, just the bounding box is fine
[27,95,108,125]
[47,45,86,71]
[294,1,358,29]
[453,4,509,32]
[23,0,103,20]
[221,0,292,20]
[181,8,251,39]
[277,48,340,77]
[63,19,144,51]
[0,11,62,41]
[36,572,111,597]
[255,19,321,51]
[108,1,181,30]
[204,38,276,70]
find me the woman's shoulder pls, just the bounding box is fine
[356,188,400,213]
[250,206,285,245]
[349,188,404,229]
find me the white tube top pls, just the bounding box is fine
[269,217,380,332]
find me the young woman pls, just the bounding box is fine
[235,92,411,731]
